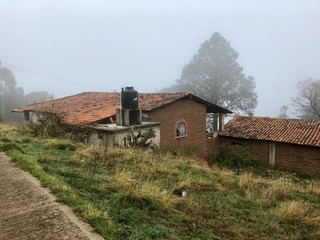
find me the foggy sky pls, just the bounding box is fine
[1,0,320,117]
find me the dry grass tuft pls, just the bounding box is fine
[239,172,264,196]
[120,181,176,211]
[274,200,320,227]
[81,203,114,231]
[178,178,224,192]
[276,201,310,220]
[104,171,140,192]
[306,180,320,196]
[261,178,294,201]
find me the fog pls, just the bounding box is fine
[1,0,320,117]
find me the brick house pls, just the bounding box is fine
[219,116,320,176]
[13,90,231,157]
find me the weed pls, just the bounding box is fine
[181,145,198,157]
[80,203,114,234]
[0,142,25,153]
[216,143,261,169]
[238,172,264,197]
[44,139,77,151]
[0,136,12,143]
[105,171,140,192]
[276,201,310,221]
[178,178,223,192]
[261,178,294,201]
[306,180,320,196]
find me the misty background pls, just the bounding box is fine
[1,0,320,117]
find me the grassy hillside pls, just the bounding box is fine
[1,123,320,239]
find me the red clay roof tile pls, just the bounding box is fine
[219,116,320,147]
[12,92,231,125]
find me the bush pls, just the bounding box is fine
[19,114,94,142]
[215,143,260,169]
[19,113,66,138]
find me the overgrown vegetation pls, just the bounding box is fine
[1,122,320,239]
[19,112,93,140]
[211,143,262,170]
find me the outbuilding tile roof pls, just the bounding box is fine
[12,92,231,125]
[219,116,320,147]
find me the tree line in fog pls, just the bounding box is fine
[0,62,53,123]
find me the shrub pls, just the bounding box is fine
[19,113,66,138]
[216,143,260,169]
[19,112,86,139]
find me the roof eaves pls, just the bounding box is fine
[219,133,320,148]
[184,94,232,114]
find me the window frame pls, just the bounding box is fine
[176,121,187,138]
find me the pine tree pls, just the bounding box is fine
[175,32,257,116]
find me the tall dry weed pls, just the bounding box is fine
[276,201,310,220]
[306,180,320,196]
[274,200,320,228]
[261,178,294,201]
[239,172,264,196]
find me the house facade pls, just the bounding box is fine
[219,116,320,176]
[12,88,231,157]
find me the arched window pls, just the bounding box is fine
[176,122,186,137]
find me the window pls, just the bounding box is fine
[176,122,186,137]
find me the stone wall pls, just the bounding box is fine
[88,124,160,149]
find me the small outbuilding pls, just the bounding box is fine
[219,116,320,176]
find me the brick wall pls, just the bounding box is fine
[219,137,270,164]
[206,133,220,157]
[275,143,320,176]
[219,136,320,176]
[148,99,208,157]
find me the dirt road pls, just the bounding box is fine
[0,152,104,240]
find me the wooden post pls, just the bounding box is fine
[219,113,225,132]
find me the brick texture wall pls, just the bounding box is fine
[219,137,270,164]
[148,99,210,157]
[275,143,320,176]
[219,136,320,176]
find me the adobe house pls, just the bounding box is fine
[219,116,320,176]
[12,87,231,157]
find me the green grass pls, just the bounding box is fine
[1,122,320,239]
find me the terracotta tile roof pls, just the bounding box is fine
[12,92,231,126]
[219,116,320,148]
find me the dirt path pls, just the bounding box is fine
[0,152,104,240]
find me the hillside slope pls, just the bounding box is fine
[1,123,320,239]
